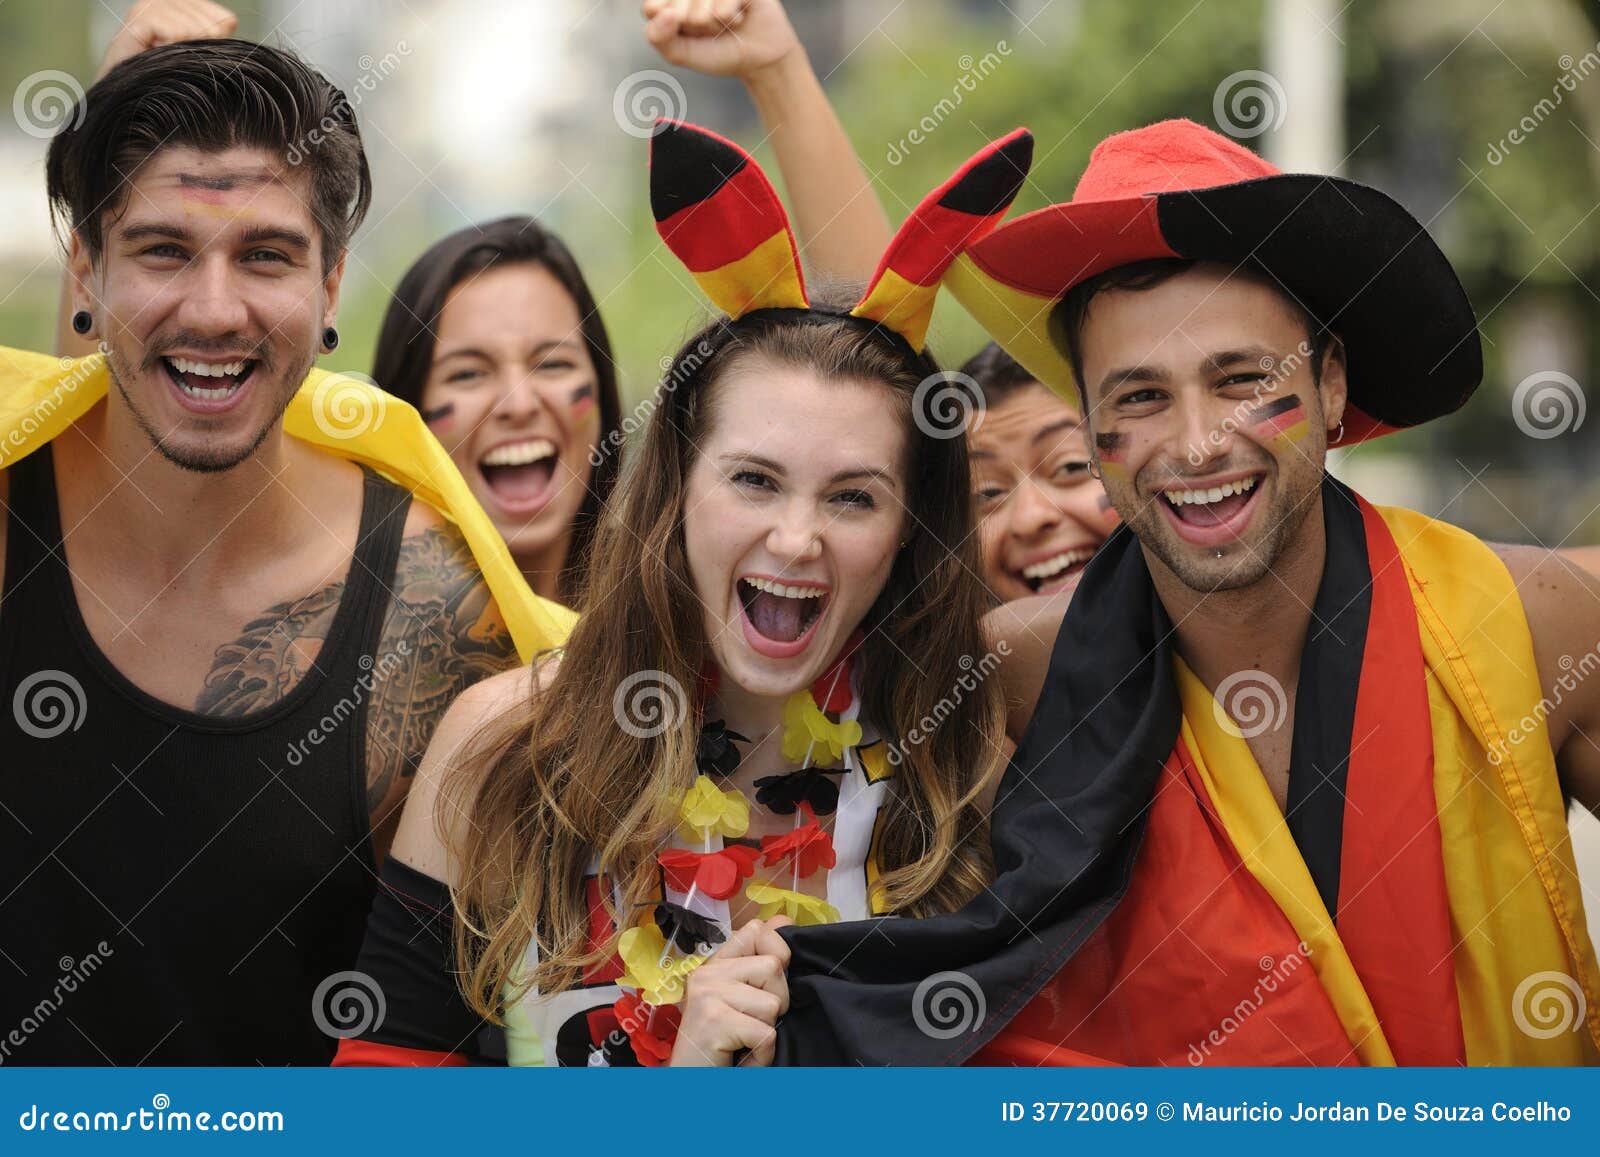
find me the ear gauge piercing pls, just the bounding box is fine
[321,326,340,352]
[71,310,92,335]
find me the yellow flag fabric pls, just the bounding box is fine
[0,345,575,661]
[1175,504,1600,1065]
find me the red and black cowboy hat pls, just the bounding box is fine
[943,118,1483,446]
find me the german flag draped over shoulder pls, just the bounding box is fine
[775,475,1600,1066]
[0,345,575,661]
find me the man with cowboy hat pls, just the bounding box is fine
[774,118,1600,1066]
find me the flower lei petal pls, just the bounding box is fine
[658,845,759,900]
[744,883,840,926]
[613,992,680,1067]
[616,924,706,1005]
[780,691,861,764]
[677,775,750,841]
[759,821,837,877]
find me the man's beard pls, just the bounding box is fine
[1122,471,1316,595]
[106,344,307,474]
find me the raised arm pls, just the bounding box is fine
[643,0,892,282]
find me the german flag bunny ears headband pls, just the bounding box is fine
[649,120,1033,351]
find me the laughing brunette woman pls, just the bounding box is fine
[332,122,1033,1067]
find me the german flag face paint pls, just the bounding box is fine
[650,121,1032,353]
[568,382,597,423]
[1094,431,1130,484]
[1249,393,1309,450]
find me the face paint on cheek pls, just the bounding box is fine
[568,382,597,422]
[1094,431,1129,484]
[421,401,455,427]
[1249,394,1310,449]
[1097,491,1122,525]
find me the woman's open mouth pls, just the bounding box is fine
[477,437,559,516]
[1016,545,1097,595]
[737,575,830,659]
[160,356,258,414]
[1158,473,1264,548]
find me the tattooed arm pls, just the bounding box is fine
[364,504,519,859]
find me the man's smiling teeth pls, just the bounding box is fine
[743,576,827,599]
[1163,476,1258,507]
[480,438,556,467]
[1021,547,1095,581]
[166,357,248,377]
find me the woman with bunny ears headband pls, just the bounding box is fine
[334,120,1033,1068]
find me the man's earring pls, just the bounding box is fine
[321,326,340,352]
[1331,420,1344,444]
[71,310,92,335]
[1087,459,1103,482]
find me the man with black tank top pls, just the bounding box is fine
[0,30,544,1065]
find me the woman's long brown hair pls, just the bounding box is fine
[445,307,1007,1018]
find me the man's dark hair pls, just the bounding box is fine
[46,39,372,274]
[1049,258,1330,401]
[958,341,1044,409]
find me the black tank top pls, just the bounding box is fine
[0,445,411,1065]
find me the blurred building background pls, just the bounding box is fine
[2,0,1598,946]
